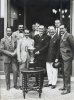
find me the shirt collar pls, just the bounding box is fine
[61,32,66,39]
[51,33,56,39]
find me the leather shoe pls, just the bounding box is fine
[7,85,10,90]
[59,87,66,91]
[44,84,52,87]
[51,85,56,89]
[14,85,19,89]
[33,83,38,87]
[61,89,70,95]
[19,86,23,90]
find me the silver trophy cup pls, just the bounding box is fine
[28,46,35,64]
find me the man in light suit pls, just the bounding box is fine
[46,26,59,89]
[17,29,34,89]
[12,24,24,43]
[0,27,18,90]
[59,25,74,95]
[12,25,24,78]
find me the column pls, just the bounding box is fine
[0,0,1,18]
[4,0,7,36]
[24,7,26,28]
[7,0,11,27]
[71,0,74,76]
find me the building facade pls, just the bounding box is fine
[0,0,74,76]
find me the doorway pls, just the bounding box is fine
[26,6,60,30]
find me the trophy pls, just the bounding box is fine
[28,46,35,63]
[28,46,35,69]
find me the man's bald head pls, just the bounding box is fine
[55,20,61,28]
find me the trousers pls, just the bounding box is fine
[46,62,58,85]
[35,59,45,85]
[4,61,18,87]
[19,63,26,86]
[63,60,72,90]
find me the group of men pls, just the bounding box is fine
[0,19,74,95]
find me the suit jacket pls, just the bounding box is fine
[56,27,60,36]
[0,36,16,63]
[46,33,59,62]
[34,33,50,61]
[17,37,34,63]
[12,31,24,42]
[30,31,35,39]
[60,32,74,61]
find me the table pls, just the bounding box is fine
[21,68,44,99]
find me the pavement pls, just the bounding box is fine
[0,74,74,100]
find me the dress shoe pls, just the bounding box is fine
[14,85,19,89]
[59,87,66,91]
[44,84,52,87]
[7,85,10,90]
[33,83,38,87]
[51,85,56,89]
[61,89,70,95]
[19,86,23,90]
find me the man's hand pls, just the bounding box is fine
[35,51,40,55]
[18,58,22,63]
[11,52,16,57]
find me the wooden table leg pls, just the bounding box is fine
[38,73,42,98]
[22,74,25,99]
[41,72,44,89]
[22,73,28,99]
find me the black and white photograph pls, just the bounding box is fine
[0,0,74,100]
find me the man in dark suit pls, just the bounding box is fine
[55,19,61,36]
[0,27,18,90]
[46,26,59,89]
[55,19,62,76]
[34,25,50,86]
[31,23,40,39]
[59,25,74,95]
[34,25,50,68]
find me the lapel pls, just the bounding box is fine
[39,33,45,41]
[50,33,58,44]
[60,32,67,44]
[5,36,14,50]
